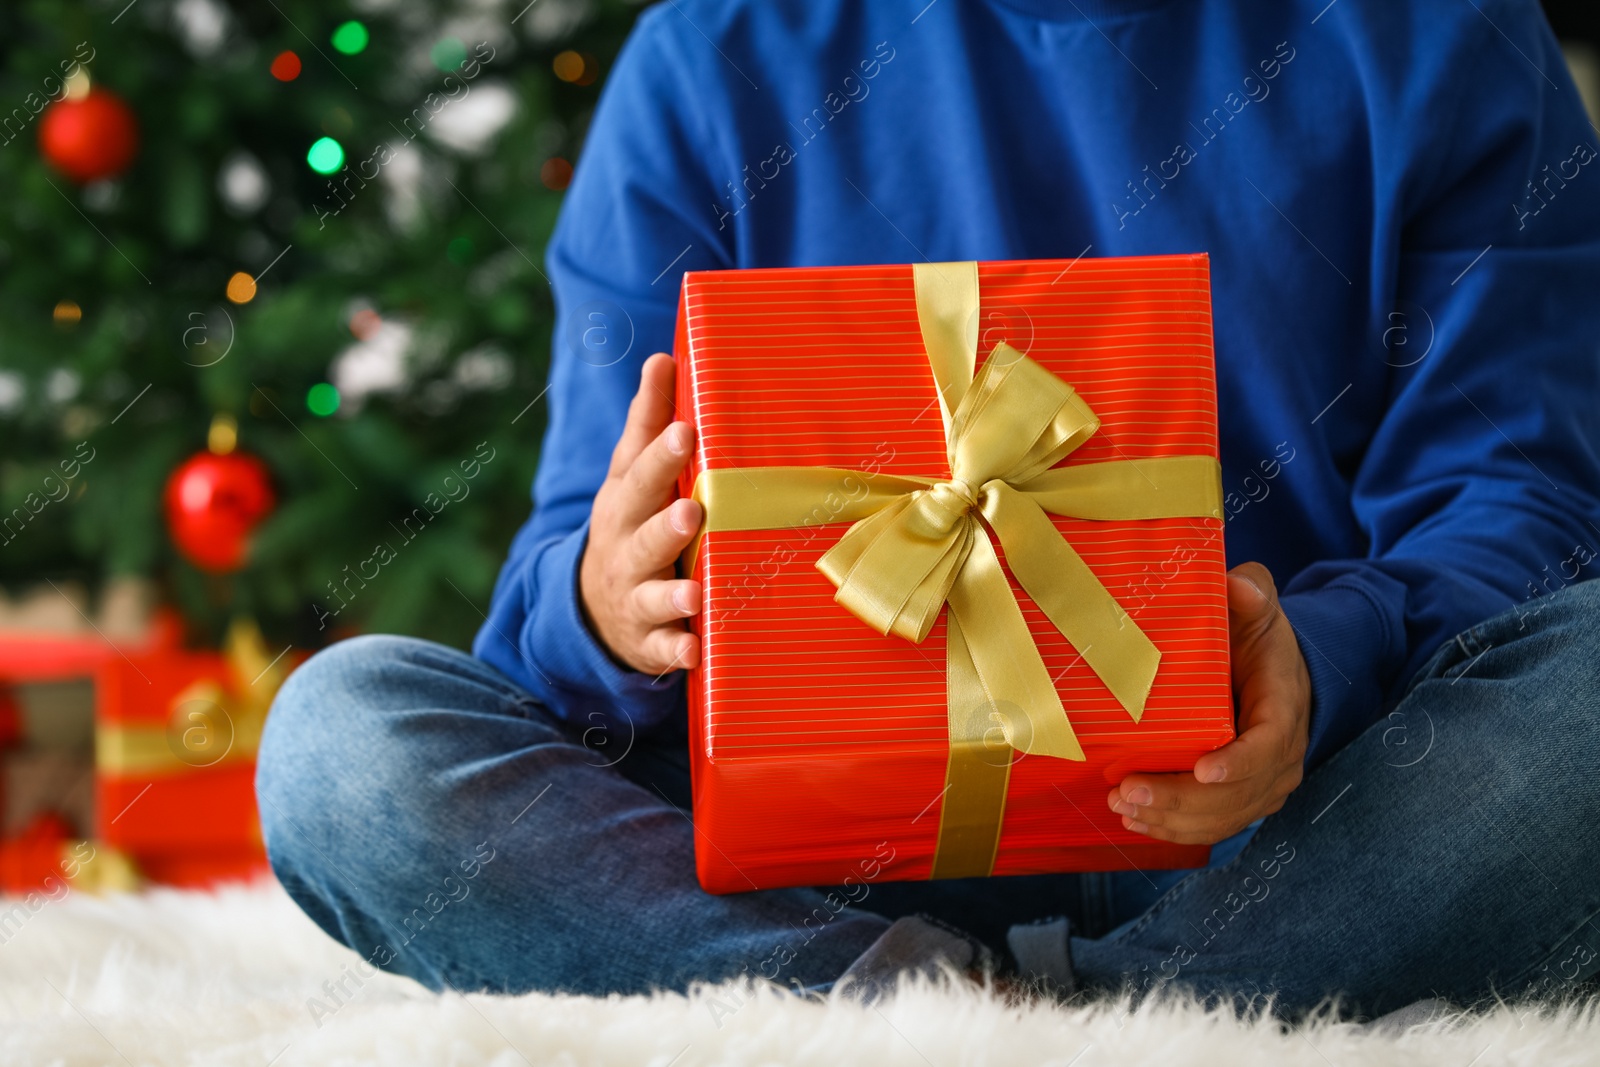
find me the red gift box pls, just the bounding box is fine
[675,255,1235,894]
[95,647,266,862]
[0,617,289,889]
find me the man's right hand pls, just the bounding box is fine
[578,352,704,675]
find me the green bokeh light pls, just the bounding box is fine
[306,137,345,174]
[306,383,341,416]
[446,236,474,264]
[331,21,369,55]
[430,37,467,72]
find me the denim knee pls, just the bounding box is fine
[1433,576,1600,807]
[257,633,417,775]
[255,635,560,884]
[255,636,429,880]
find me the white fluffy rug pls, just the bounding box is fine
[2,879,1597,1066]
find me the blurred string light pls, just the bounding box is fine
[226,272,257,304]
[431,37,467,72]
[552,51,597,85]
[330,21,369,56]
[53,300,82,328]
[306,136,344,174]
[46,369,80,403]
[218,152,271,214]
[306,383,341,417]
[0,374,23,415]
[348,308,382,340]
[208,413,238,455]
[270,50,301,81]
[540,157,573,190]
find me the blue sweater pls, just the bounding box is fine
[476,0,1600,770]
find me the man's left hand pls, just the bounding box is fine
[1107,561,1312,845]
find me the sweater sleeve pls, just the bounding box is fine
[472,8,732,732]
[1279,2,1600,768]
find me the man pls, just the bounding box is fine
[258,0,1600,1017]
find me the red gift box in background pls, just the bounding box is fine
[0,614,293,892]
[675,254,1236,894]
[93,621,282,886]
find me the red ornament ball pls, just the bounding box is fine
[38,88,140,183]
[164,451,276,573]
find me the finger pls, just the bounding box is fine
[1227,562,1277,626]
[1113,771,1295,840]
[1190,712,1292,786]
[1232,634,1306,717]
[1109,772,1259,821]
[1205,632,1309,785]
[631,578,702,626]
[1113,767,1299,831]
[636,625,699,675]
[609,353,677,476]
[616,421,695,527]
[626,498,702,578]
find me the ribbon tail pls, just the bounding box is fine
[984,483,1161,722]
[945,530,1086,761]
[929,611,1013,880]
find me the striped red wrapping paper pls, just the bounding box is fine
[674,255,1235,894]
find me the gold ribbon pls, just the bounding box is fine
[96,619,286,777]
[686,261,1222,877]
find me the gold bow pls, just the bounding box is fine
[686,261,1222,877]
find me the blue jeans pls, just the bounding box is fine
[256,577,1600,1017]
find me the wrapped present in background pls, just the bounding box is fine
[2,750,95,840]
[93,617,288,885]
[675,255,1236,894]
[0,610,295,892]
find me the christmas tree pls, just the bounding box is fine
[0,0,643,649]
